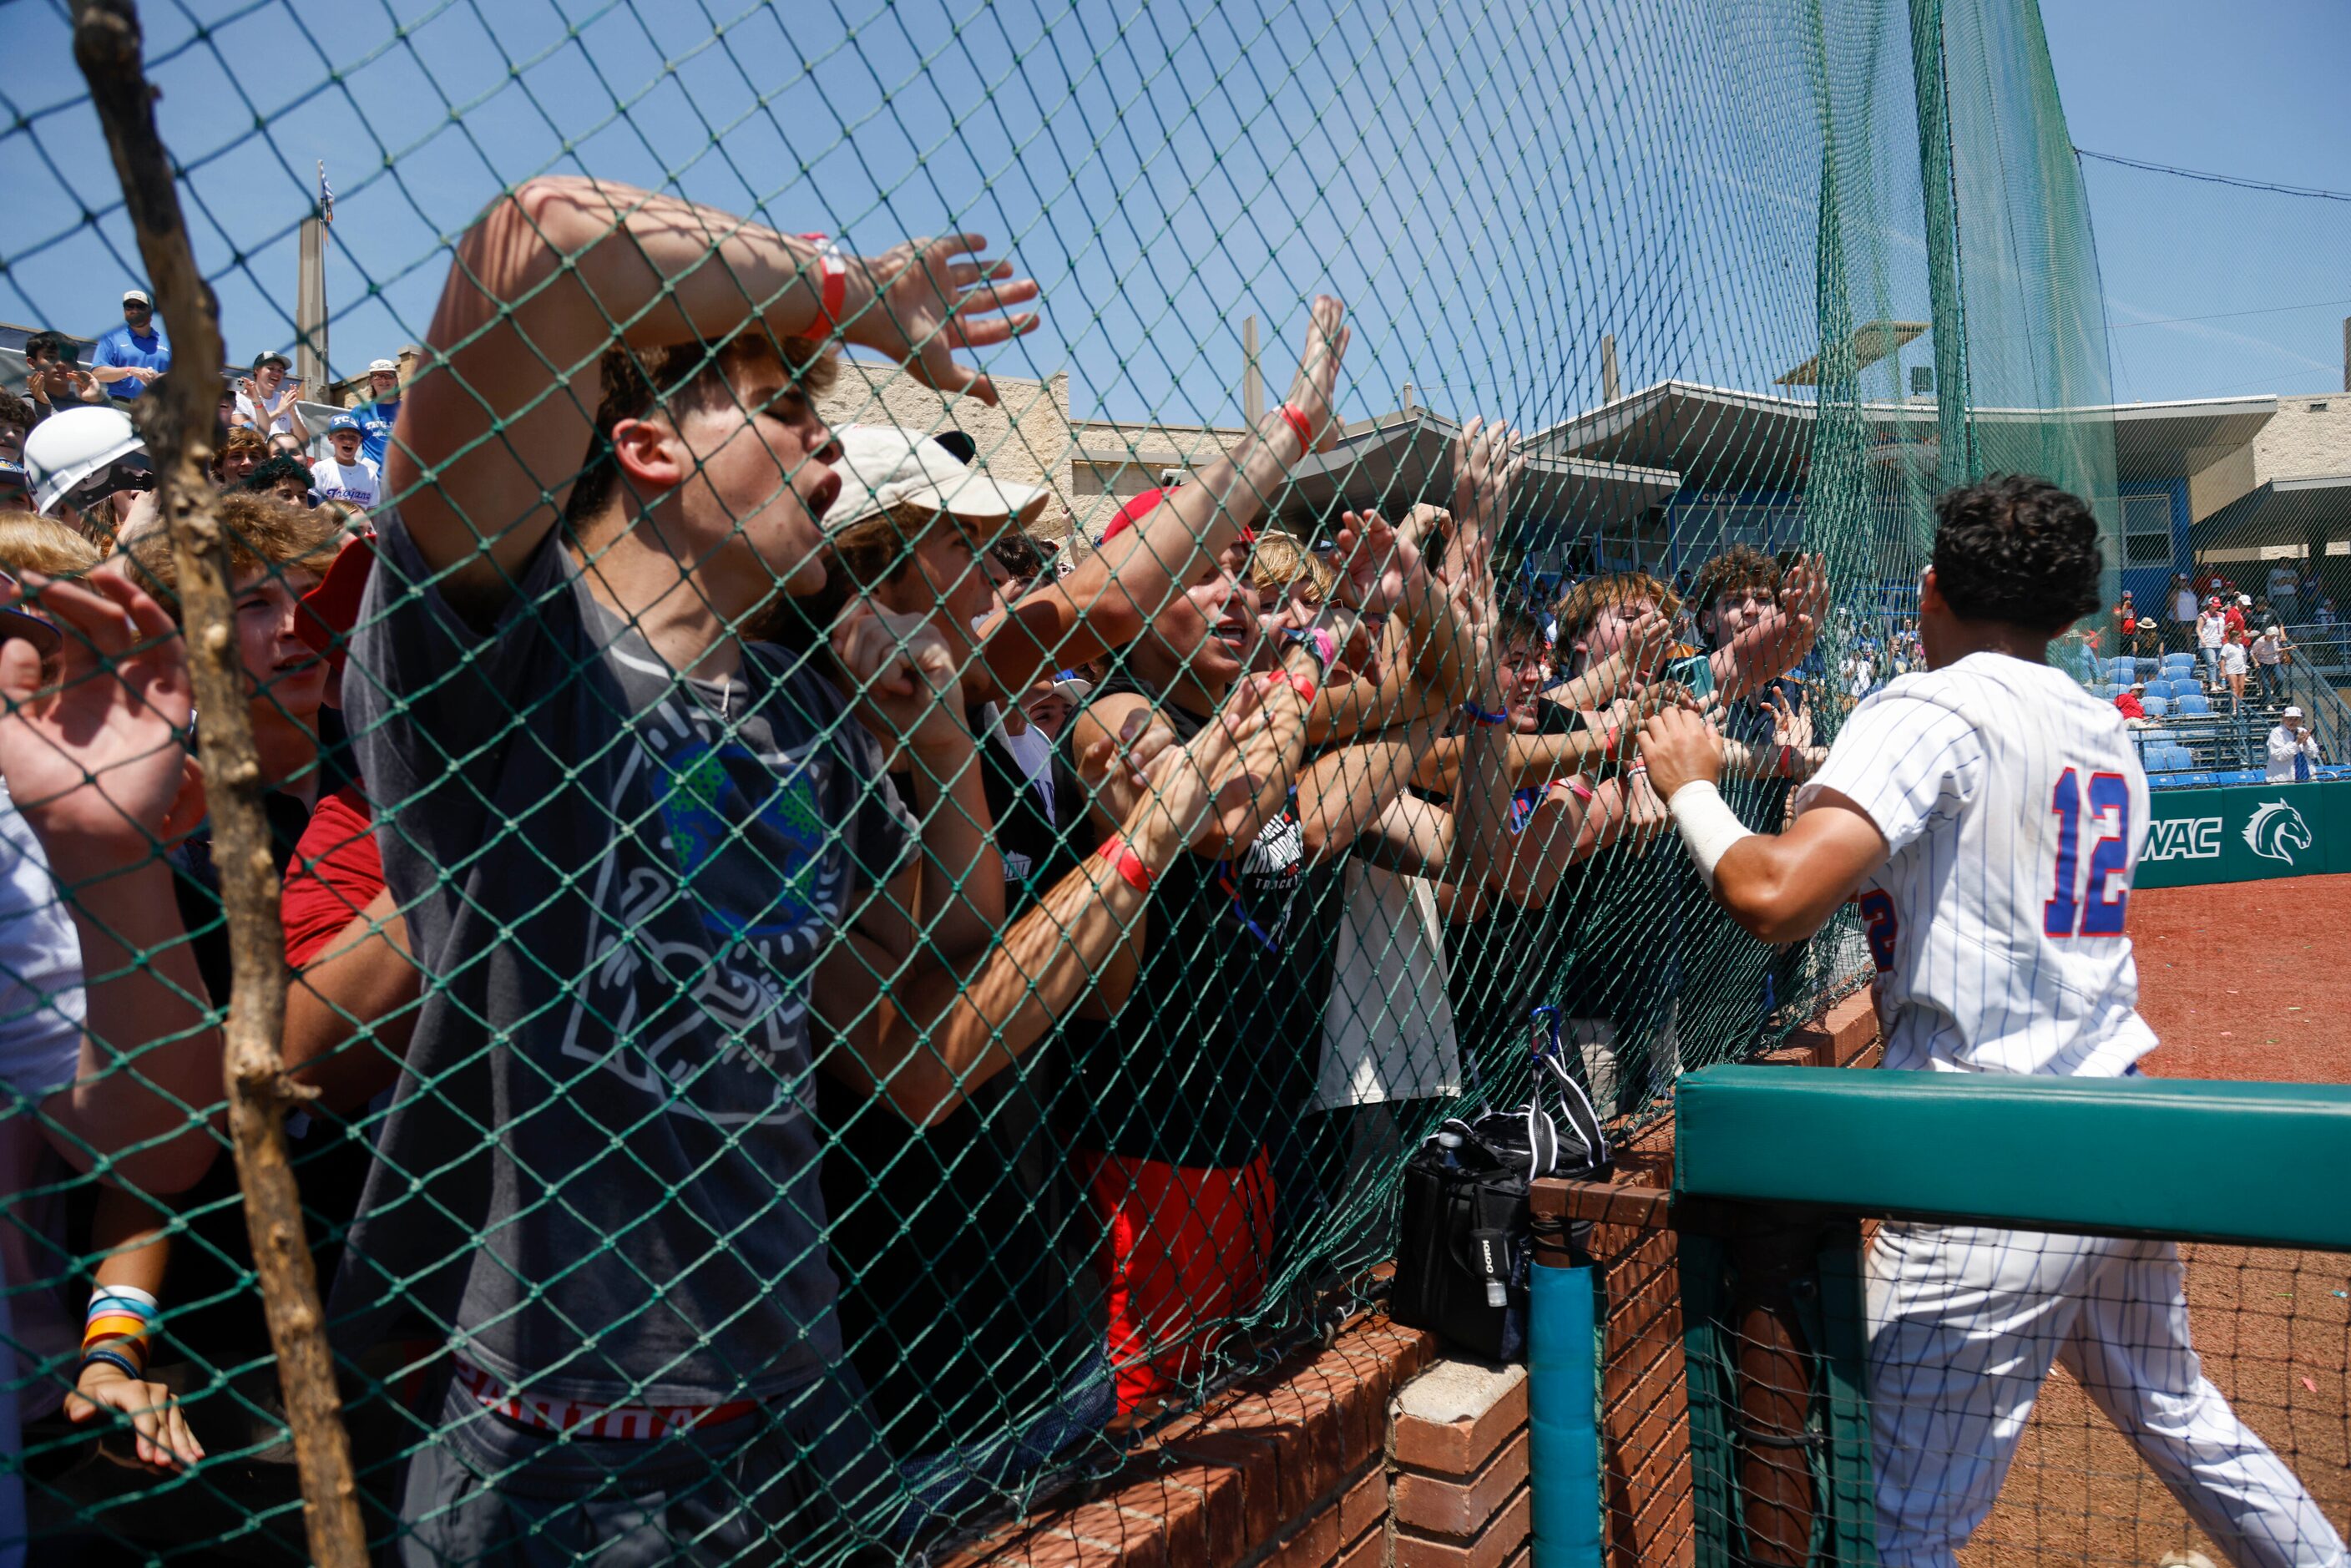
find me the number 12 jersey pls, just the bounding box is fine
[1793,651,2157,1077]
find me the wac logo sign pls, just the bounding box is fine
[2242,800,2313,867]
[2145,816,2221,862]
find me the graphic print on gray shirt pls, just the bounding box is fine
[340,513,914,1405]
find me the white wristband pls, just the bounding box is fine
[1666,779,1753,888]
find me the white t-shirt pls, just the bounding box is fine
[2171,586,2197,622]
[310,455,381,511]
[2197,612,2227,649]
[234,387,300,437]
[0,786,89,1506]
[2220,642,2247,675]
[1309,863,1461,1110]
[2252,633,2282,667]
[1796,653,2156,1078]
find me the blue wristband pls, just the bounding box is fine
[1460,703,1510,727]
[78,1347,144,1383]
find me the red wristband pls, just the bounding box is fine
[1278,671,1318,703]
[1276,402,1314,449]
[797,236,848,333]
[1095,835,1154,893]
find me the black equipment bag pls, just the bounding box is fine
[1392,1008,1611,1361]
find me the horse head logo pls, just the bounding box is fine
[2242,800,2313,866]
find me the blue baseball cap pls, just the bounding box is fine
[326,412,363,436]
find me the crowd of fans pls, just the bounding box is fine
[3,190,1853,1561]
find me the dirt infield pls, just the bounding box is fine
[1964,873,2351,1566]
[2128,873,2351,1085]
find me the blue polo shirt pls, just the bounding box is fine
[352,397,400,468]
[91,321,171,399]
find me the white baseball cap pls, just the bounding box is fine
[122,289,150,306]
[824,425,1049,532]
[2283,706,2303,719]
[367,357,399,374]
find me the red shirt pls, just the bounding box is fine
[281,782,387,967]
[2223,606,2247,640]
[2113,692,2144,720]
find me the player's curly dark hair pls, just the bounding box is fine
[1930,474,2103,634]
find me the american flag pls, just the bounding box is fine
[318,161,333,225]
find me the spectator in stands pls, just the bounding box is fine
[2268,559,2298,621]
[21,331,105,423]
[243,454,315,508]
[351,357,402,467]
[2219,629,2248,712]
[212,426,267,488]
[2268,706,2321,783]
[330,176,1047,1559]
[2131,611,2162,663]
[88,291,169,400]
[2197,595,2227,686]
[266,432,306,460]
[231,352,310,443]
[2224,594,2248,644]
[2113,680,2146,723]
[0,462,29,516]
[2318,595,2338,628]
[2168,570,2198,653]
[308,413,381,512]
[2251,623,2287,705]
[0,395,28,473]
[982,527,1047,608]
[2108,588,2136,651]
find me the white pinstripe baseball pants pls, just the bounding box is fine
[1865,1222,2347,1568]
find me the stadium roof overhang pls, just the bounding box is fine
[1270,412,1681,534]
[1533,381,2283,495]
[2109,397,2277,484]
[2191,473,2351,552]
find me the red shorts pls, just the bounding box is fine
[1084,1149,1277,1414]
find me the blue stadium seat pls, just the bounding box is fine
[2106,658,2136,681]
[2172,694,2211,716]
[2161,653,2197,675]
[2146,744,2193,772]
[2141,696,2171,717]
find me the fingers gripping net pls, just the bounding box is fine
[0,0,2127,1560]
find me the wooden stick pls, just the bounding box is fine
[69,5,367,1564]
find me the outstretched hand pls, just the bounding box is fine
[1636,706,1725,804]
[847,235,1041,407]
[67,1361,203,1471]
[0,568,193,861]
[1279,296,1351,448]
[1330,510,1424,620]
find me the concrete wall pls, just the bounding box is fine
[2251,393,2351,484]
[814,359,1242,552]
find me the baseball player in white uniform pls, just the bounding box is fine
[1637,476,2346,1567]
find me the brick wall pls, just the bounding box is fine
[943,993,1882,1567]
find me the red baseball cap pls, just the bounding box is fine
[297,534,377,675]
[1098,487,1255,547]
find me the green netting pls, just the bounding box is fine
[0,0,2120,1560]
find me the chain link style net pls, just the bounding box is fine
[0,0,2131,1560]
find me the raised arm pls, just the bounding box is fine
[388,176,1038,599]
[976,299,1351,692]
[822,679,1265,1124]
[1709,554,1828,702]
[1636,706,1885,943]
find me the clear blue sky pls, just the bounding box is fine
[2,0,2340,420]
[2040,0,2351,402]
